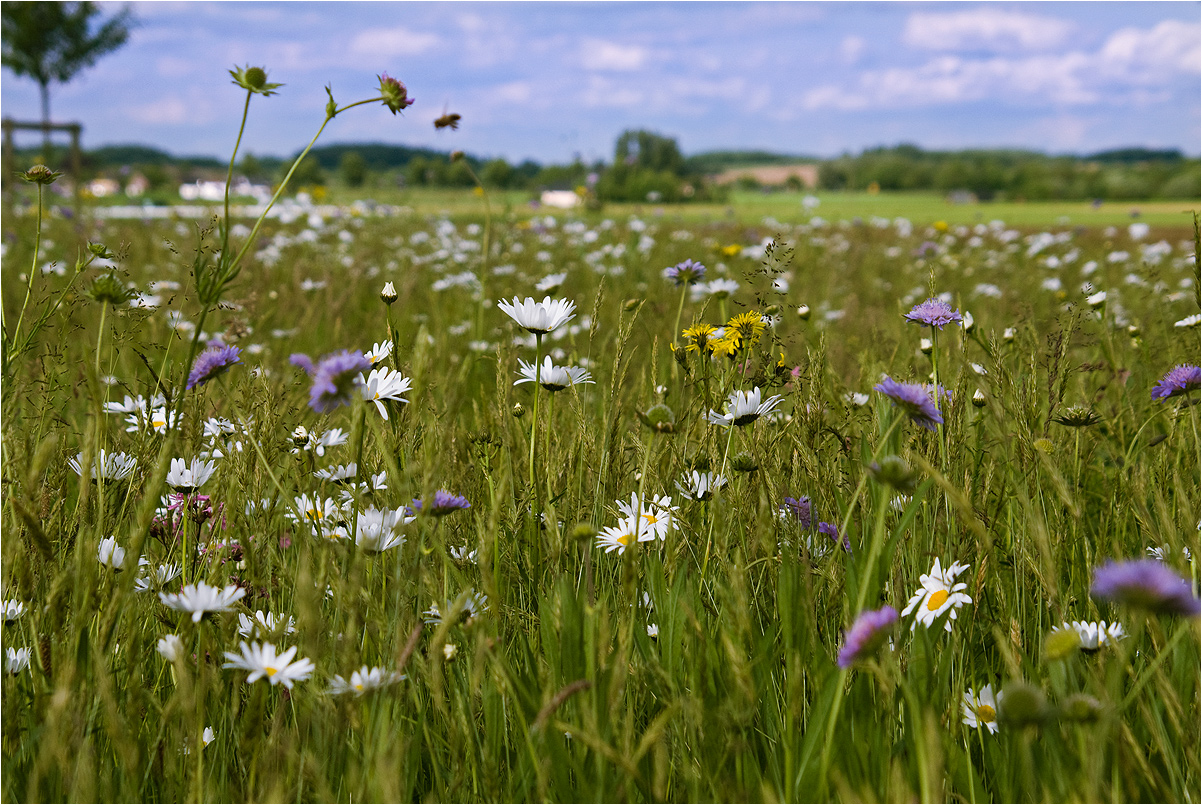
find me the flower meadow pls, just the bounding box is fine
[2,70,1201,803]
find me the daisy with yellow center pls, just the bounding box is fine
[901,558,972,632]
[962,684,1003,733]
[222,641,314,689]
[596,518,640,554]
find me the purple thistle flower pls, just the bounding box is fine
[663,258,707,286]
[780,496,813,529]
[187,345,241,390]
[873,376,944,431]
[837,606,898,669]
[412,490,471,517]
[296,350,372,414]
[819,521,851,553]
[1151,364,1200,401]
[904,297,963,329]
[1091,559,1200,617]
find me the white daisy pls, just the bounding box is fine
[237,610,297,639]
[353,506,413,553]
[97,536,127,571]
[125,406,175,435]
[962,684,1002,733]
[3,599,26,622]
[363,340,393,367]
[514,356,593,391]
[360,367,412,420]
[423,591,488,626]
[675,470,727,501]
[496,295,576,335]
[705,387,784,428]
[157,634,185,662]
[69,450,137,481]
[328,665,405,696]
[900,558,972,632]
[1056,620,1126,650]
[290,428,349,456]
[167,457,217,492]
[134,562,182,592]
[615,492,677,542]
[289,494,346,539]
[222,641,314,689]
[596,517,640,554]
[159,582,246,622]
[6,647,31,675]
[314,463,359,483]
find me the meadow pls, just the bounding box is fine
[1,76,1200,804]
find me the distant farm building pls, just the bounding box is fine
[713,164,819,189]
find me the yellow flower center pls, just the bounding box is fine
[353,682,364,691]
[642,513,659,525]
[307,509,322,520]
[153,418,166,429]
[926,589,949,611]
[617,533,633,547]
[265,666,278,677]
[976,704,996,723]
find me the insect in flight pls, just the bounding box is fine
[434,107,461,131]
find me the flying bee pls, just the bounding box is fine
[434,107,461,131]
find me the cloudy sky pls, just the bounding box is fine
[2,1,1199,163]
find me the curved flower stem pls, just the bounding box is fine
[839,415,905,613]
[670,284,689,381]
[11,183,44,350]
[222,89,253,260]
[701,424,737,577]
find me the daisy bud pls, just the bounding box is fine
[972,389,986,407]
[1126,323,1140,337]
[1059,693,1103,723]
[1086,290,1107,309]
[962,311,975,333]
[920,338,933,355]
[1043,627,1081,662]
[450,150,464,162]
[796,305,811,320]
[442,643,458,661]
[764,304,781,317]
[1002,327,1016,343]
[731,453,758,473]
[868,455,918,495]
[381,281,397,305]
[291,426,309,448]
[570,522,598,542]
[511,403,525,419]
[998,681,1048,728]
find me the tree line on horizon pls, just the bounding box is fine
[8,133,1199,204]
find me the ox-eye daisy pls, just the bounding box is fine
[901,559,972,632]
[222,641,314,688]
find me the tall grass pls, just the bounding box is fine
[2,81,1199,803]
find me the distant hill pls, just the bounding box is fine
[297,142,480,171]
[1087,147,1186,164]
[685,150,819,174]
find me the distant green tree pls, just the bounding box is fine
[614,129,685,174]
[1,2,133,155]
[340,151,367,188]
[288,156,325,188]
[239,152,264,182]
[481,158,515,189]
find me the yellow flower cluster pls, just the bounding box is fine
[678,311,768,359]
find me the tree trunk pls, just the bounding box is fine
[39,80,51,162]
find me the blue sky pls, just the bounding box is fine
[2,1,1199,163]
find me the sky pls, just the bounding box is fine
[1,1,1199,164]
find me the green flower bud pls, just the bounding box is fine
[20,165,61,185]
[796,304,811,320]
[1051,405,1101,428]
[637,403,677,434]
[1059,693,1104,723]
[570,522,598,542]
[88,242,116,260]
[731,453,758,473]
[998,681,1048,728]
[511,402,526,419]
[1044,627,1081,662]
[229,65,282,96]
[867,455,919,495]
[377,72,415,114]
[87,274,135,306]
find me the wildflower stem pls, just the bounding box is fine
[837,415,904,573]
[529,334,542,500]
[670,284,688,379]
[221,89,254,261]
[702,424,737,577]
[11,182,44,357]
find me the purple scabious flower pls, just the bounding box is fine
[187,345,241,390]
[819,521,850,553]
[904,297,962,329]
[780,496,813,529]
[1091,559,1200,617]
[837,606,898,669]
[663,258,707,286]
[1151,364,1201,401]
[412,490,471,517]
[293,350,372,414]
[874,376,944,431]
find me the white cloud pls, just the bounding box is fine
[840,35,866,65]
[804,19,1199,112]
[349,26,441,58]
[1097,20,1200,80]
[580,39,647,71]
[903,8,1072,52]
[126,96,196,125]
